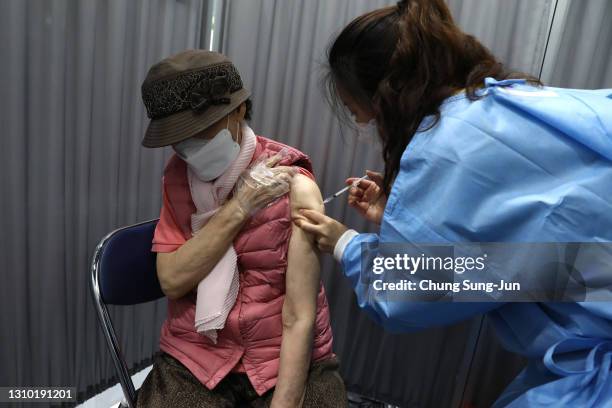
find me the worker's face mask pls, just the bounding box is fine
[349,112,379,142]
[173,117,240,181]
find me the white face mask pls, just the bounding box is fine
[349,111,378,141]
[173,117,240,181]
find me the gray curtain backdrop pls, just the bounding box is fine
[1,0,611,406]
[220,0,555,406]
[0,0,205,403]
[446,0,554,76]
[542,0,612,88]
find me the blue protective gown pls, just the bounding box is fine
[341,78,612,407]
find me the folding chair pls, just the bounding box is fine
[90,219,164,408]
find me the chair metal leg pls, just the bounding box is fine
[91,236,138,408]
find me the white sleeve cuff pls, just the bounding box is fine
[333,229,359,263]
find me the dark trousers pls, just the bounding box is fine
[137,351,347,408]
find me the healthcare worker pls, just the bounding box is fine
[295,1,612,407]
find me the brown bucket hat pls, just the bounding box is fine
[141,50,251,148]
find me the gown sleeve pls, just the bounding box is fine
[338,82,612,333]
[340,232,501,333]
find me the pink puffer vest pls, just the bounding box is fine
[158,136,334,395]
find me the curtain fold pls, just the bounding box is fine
[543,0,612,88]
[0,0,205,403]
[446,0,554,76]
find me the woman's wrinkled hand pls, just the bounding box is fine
[293,209,348,253]
[347,169,386,225]
[232,151,297,217]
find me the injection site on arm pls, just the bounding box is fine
[272,173,324,407]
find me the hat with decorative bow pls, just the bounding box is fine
[141,50,251,148]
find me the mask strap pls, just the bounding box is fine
[226,113,240,143]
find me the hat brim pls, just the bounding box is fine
[142,88,251,148]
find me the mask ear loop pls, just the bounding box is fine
[227,113,241,143]
[226,113,233,142]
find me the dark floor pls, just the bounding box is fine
[347,391,398,408]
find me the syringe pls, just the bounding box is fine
[323,175,370,204]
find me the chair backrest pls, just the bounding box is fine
[89,219,164,408]
[94,219,164,305]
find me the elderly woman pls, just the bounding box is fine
[136,50,346,408]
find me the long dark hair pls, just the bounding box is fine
[326,0,540,194]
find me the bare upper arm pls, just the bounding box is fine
[283,174,323,323]
[290,174,324,228]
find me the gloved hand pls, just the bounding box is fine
[347,169,387,225]
[232,149,297,216]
